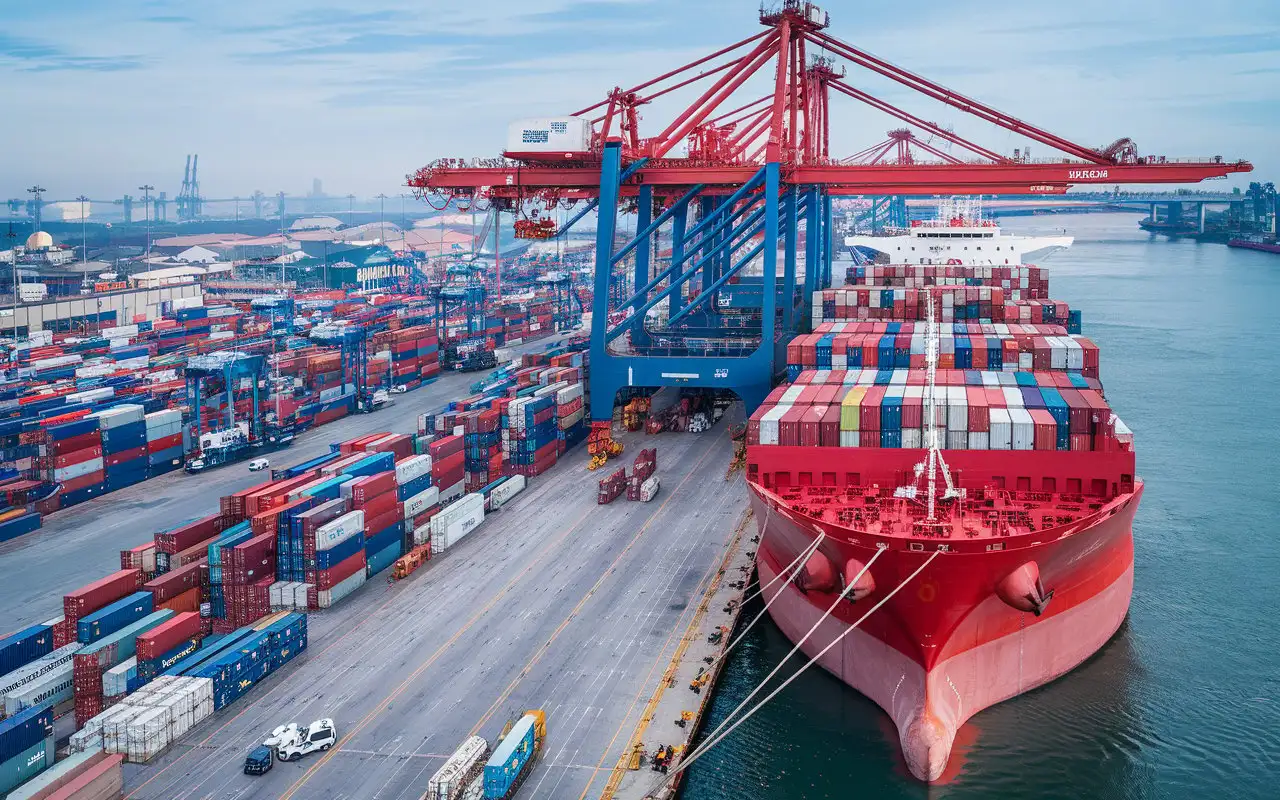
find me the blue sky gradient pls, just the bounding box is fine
[2,0,1276,200]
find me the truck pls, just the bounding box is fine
[425,736,490,800]
[184,422,295,474]
[262,718,336,762]
[482,711,546,799]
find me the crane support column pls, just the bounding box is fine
[588,144,783,421]
[783,187,798,332]
[803,187,821,330]
[633,184,653,348]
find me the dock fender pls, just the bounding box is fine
[794,549,837,594]
[841,557,877,602]
[996,561,1054,616]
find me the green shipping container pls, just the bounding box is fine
[0,735,54,794]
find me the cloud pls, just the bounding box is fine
[0,0,1276,200]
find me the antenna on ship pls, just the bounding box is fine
[895,288,962,522]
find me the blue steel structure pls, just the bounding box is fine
[309,325,368,403]
[537,271,584,331]
[585,140,833,421]
[184,352,267,440]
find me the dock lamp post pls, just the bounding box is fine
[139,185,154,272]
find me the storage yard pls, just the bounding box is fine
[0,338,571,633]
[117,424,743,800]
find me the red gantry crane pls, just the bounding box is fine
[408,1,1250,421]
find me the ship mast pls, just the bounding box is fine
[896,287,961,521]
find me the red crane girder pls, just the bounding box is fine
[408,1,1250,201]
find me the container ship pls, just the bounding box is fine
[745,210,1139,782]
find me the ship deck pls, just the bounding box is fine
[769,484,1109,541]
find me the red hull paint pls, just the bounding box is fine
[1227,238,1280,254]
[747,480,1141,782]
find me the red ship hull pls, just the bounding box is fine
[747,479,1141,782]
[1227,238,1280,254]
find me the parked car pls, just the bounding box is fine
[244,745,274,775]
[248,457,270,472]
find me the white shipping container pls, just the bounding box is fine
[489,475,526,509]
[1065,337,1085,370]
[316,569,366,608]
[426,735,490,800]
[989,408,1013,450]
[4,662,72,717]
[902,429,923,449]
[947,400,968,432]
[0,642,80,701]
[759,405,788,446]
[945,430,969,450]
[54,458,104,482]
[102,657,137,698]
[431,513,483,553]
[839,430,859,447]
[1010,408,1035,450]
[145,409,182,429]
[507,117,592,153]
[440,480,466,505]
[403,486,440,519]
[968,431,990,450]
[315,511,365,550]
[555,383,584,404]
[639,475,660,502]
[558,408,585,429]
[91,404,146,429]
[395,454,433,485]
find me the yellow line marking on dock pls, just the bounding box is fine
[590,509,751,800]
[469,432,727,735]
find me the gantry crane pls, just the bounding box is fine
[408,0,1250,421]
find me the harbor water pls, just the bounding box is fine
[680,213,1280,800]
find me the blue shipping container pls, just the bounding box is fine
[0,513,42,543]
[0,625,54,676]
[77,591,154,644]
[0,704,52,765]
[483,714,537,800]
[365,542,401,577]
[315,531,364,571]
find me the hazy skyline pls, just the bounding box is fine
[2,0,1277,201]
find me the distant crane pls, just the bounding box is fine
[176,154,203,221]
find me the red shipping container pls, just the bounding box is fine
[49,432,101,456]
[62,471,105,493]
[366,506,405,538]
[351,472,397,507]
[158,587,200,614]
[104,446,147,468]
[361,493,402,529]
[429,435,464,460]
[227,532,276,585]
[315,550,366,590]
[145,559,205,602]
[1030,409,1058,451]
[432,450,465,481]
[53,447,103,469]
[157,513,228,554]
[64,569,143,625]
[136,611,203,661]
[859,429,880,448]
[146,432,183,453]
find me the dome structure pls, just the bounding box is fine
[25,231,53,250]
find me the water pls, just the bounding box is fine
[681,214,1280,800]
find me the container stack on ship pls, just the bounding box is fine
[746,211,1140,781]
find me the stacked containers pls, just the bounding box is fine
[430,436,466,504]
[309,511,365,608]
[144,409,183,475]
[0,705,54,795]
[92,405,149,492]
[135,612,204,683]
[462,409,502,491]
[348,471,404,578]
[503,396,558,477]
[205,523,252,624]
[220,533,275,630]
[44,417,105,507]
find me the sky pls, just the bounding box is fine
[1,0,1277,202]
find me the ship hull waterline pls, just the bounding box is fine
[747,482,1141,782]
